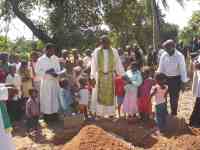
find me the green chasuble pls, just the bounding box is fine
[0,102,12,133]
[98,49,115,106]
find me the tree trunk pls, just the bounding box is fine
[8,0,53,44]
[151,0,159,51]
[52,0,65,55]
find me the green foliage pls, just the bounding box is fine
[103,0,151,49]
[35,40,45,50]
[179,10,200,45]
[0,0,104,50]
[0,36,12,51]
[0,0,182,53]
[0,36,42,60]
[160,23,179,42]
[142,0,184,50]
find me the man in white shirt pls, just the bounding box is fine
[35,43,61,122]
[158,39,188,116]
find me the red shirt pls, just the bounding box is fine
[0,68,6,83]
[115,76,125,96]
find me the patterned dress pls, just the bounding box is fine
[122,70,142,115]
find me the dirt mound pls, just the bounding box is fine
[152,134,200,150]
[62,125,134,150]
[172,135,200,150]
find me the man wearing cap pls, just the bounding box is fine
[35,43,61,122]
[90,35,125,117]
[158,39,188,116]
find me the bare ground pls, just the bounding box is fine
[13,90,200,150]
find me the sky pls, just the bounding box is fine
[161,0,200,28]
[1,0,200,41]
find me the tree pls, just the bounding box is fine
[179,10,200,45]
[0,36,12,51]
[1,0,104,51]
[143,0,184,50]
[103,0,154,50]
[160,23,179,42]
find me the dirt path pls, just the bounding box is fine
[13,90,200,150]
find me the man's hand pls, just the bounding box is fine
[46,68,58,77]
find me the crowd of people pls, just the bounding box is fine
[1,35,200,150]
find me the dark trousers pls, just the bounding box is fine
[155,103,168,131]
[27,116,39,130]
[7,100,23,122]
[189,98,200,127]
[167,76,181,116]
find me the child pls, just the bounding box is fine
[150,73,168,133]
[72,60,84,90]
[6,64,22,122]
[138,67,155,121]
[78,77,89,121]
[122,61,142,121]
[26,89,40,133]
[115,75,125,118]
[19,61,33,99]
[59,79,73,116]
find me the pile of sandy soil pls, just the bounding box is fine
[151,134,200,150]
[62,125,134,150]
[147,127,200,150]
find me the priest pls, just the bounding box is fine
[35,43,61,122]
[90,35,125,117]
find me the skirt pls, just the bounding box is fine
[123,91,138,115]
[138,96,152,114]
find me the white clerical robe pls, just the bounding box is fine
[0,87,15,150]
[192,56,200,97]
[35,54,60,114]
[90,48,125,117]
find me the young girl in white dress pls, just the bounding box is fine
[78,77,90,120]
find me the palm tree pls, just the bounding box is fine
[144,0,184,51]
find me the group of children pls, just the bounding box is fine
[115,61,169,133]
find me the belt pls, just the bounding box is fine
[166,75,181,79]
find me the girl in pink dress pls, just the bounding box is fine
[122,62,143,121]
[150,73,168,133]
